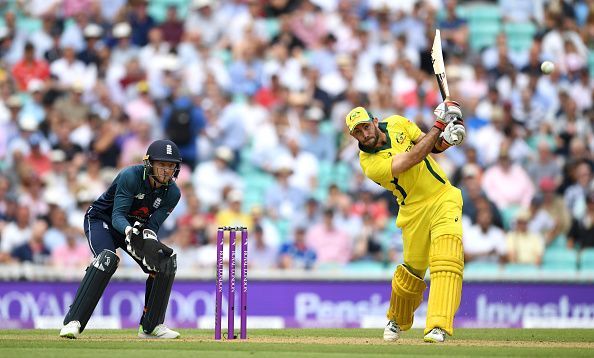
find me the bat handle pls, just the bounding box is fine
[447,98,460,143]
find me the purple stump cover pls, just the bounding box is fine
[240,228,248,339]
[227,229,236,339]
[214,229,224,339]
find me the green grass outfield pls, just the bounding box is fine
[1,328,593,357]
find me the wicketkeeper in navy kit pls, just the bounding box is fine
[60,139,182,339]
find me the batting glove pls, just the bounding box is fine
[441,120,466,146]
[433,100,463,131]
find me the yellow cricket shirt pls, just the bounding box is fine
[358,115,451,206]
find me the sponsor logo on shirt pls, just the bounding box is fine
[153,198,162,209]
[129,207,150,220]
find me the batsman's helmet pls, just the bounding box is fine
[143,139,182,184]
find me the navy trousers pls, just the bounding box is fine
[83,207,155,325]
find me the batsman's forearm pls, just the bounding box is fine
[411,127,442,160]
[391,127,442,175]
[433,138,451,153]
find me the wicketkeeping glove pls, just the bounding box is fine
[125,221,144,261]
[433,100,463,131]
[441,120,466,146]
[140,229,174,272]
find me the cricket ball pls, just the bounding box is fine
[541,61,555,75]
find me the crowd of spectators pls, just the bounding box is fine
[0,0,593,274]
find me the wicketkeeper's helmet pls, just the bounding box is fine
[143,139,182,183]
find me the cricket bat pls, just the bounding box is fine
[431,29,457,141]
[431,29,450,101]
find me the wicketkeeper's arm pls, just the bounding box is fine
[112,170,139,234]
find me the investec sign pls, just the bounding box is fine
[475,295,594,325]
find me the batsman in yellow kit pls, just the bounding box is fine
[345,101,466,343]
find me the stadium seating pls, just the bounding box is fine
[503,263,540,275]
[504,22,536,52]
[17,16,42,34]
[265,18,281,38]
[500,205,521,230]
[0,8,42,34]
[467,5,502,22]
[467,5,502,51]
[382,216,398,231]
[589,50,594,78]
[273,219,291,243]
[317,262,345,272]
[548,235,567,249]
[344,261,386,274]
[238,147,256,175]
[542,247,578,273]
[435,5,468,23]
[240,144,271,211]
[244,172,274,192]
[243,172,273,211]
[464,261,500,276]
[148,0,191,23]
[312,185,329,202]
[334,162,352,192]
[315,160,353,198]
[242,190,264,212]
[579,248,594,271]
[317,160,334,187]
[470,22,502,52]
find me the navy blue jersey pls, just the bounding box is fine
[88,165,181,234]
